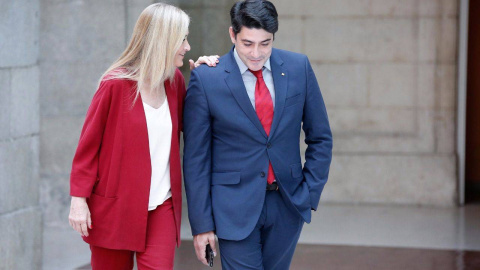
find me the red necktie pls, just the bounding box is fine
[249,68,275,185]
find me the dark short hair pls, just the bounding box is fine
[230,0,278,37]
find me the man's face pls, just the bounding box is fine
[229,26,274,71]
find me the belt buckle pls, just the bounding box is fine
[266,182,279,191]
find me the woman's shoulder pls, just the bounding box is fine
[174,68,185,82]
[99,69,136,90]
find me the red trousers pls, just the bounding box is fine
[90,198,176,270]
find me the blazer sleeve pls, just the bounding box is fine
[302,56,333,211]
[183,69,215,235]
[70,80,113,198]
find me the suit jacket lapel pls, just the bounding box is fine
[224,49,267,138]
[269,49,287,139]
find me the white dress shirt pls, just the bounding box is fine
[234,48,276,109]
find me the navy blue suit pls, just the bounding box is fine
[183,47,332,269]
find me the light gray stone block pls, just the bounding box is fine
[365,19,417,62]
[331,109,436,153]
[126,0,156,40]
[305,18,369,62]
[419,0,442,17]
[328,108,416,135]
[418,18,439,63]
[435,110,455,154]
[313,63,368,107]
[0,208,42,270]
[40,0,125,64]
[370,0,417,17]
[307,18,417,63]
[271,0,304,16]
[275,18,304,53]
[0,70,11,140]
[275,0,456,18]
[417,0,458,17]
[417,64,436,109]
[442,0,459,16]
[40,62,109,117]
[177,0,231,8]
[40,174,71,228]
[302,0,370,17]
[438,18,457,64]
[324,154,456,206]
[40,116,84,176]
[10,66,40,137]
[437,64,456,109]
[369,64,416,107]
[42,227,90,270]
[201,7,233,56]
[200,0,234,8]
[0,137,40,215]
[0,0,39,67]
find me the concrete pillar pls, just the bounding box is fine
[0,0,42,269]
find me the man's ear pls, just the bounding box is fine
[229,27,236,44]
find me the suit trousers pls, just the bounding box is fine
[218,190,304,270]
[89,198,176,270]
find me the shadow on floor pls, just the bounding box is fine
[78,241,480,270]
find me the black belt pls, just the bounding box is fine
[266,182,279,191]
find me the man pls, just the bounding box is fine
[183,0,332,269]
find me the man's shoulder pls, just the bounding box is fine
[192,52,231,77]
[272,48,308,65]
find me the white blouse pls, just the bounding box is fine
[143,99,172,211]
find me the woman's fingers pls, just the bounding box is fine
[87,213,92,230]
[189,59,195,70]
[68,197,91,237]
[81,222,89,237]
[207,56,217,66]
[194,55,220,68]
[200,56,213,66]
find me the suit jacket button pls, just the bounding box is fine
[267,143,272,149]
[261,172,266,177]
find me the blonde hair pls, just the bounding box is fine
[100,2,189,102]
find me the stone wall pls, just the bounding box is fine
[0,0,42,269]
[39,0,460,235]
[273,0,459,206]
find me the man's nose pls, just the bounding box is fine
[251,46,260,58]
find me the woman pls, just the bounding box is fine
[68,3,217,269]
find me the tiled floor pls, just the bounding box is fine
[44,203,480,270]
[77,242,480,270]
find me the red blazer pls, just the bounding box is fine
[70,69,186,251]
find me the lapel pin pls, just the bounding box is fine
[281,73,285,76]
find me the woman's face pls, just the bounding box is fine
[175,35,191,67]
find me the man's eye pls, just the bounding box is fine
[262,43,269,46]
[244,43,252,47]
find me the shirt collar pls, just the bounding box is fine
[234,47,271,75]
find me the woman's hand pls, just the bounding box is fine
[189,55,220,70]
[68,196,92,237]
